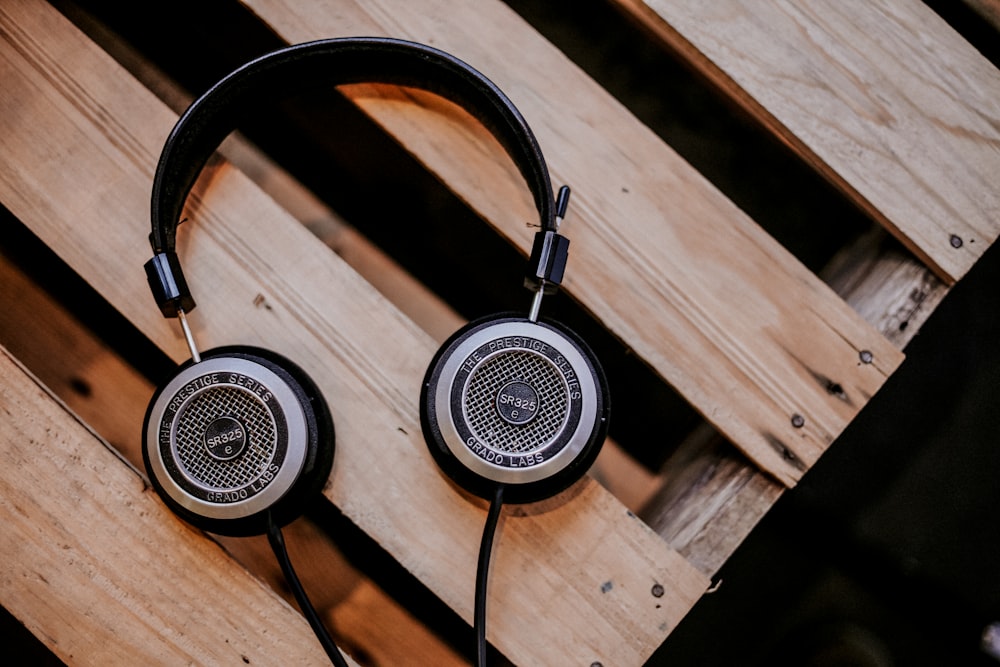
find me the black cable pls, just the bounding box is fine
[475,484,505,667]
[265,513,350,667]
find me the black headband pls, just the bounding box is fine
[145,37,566,317]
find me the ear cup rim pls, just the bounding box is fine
[222,347,335,531]
[420,314,609,504]
[141,346,334,536]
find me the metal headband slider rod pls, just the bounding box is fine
[144,251,196,318]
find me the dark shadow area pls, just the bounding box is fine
[651,238,1000,665]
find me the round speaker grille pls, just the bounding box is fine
[463,350,567,454]
[144,356,309,522]
[174,386,275,490]
[425,318,605,488]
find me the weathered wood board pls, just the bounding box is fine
[0,239,473,667]
[613,0,1000,285]
[2,0,996,664]
[0,344,346,666]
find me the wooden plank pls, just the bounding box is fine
[0,344,347,665]
[0,245,152,457]
[329,580,466,667]
[0,2,709,664]
[0,245,480,667]
[242,0,904,486]
[612,0,1000,285]
[61,0,927,582]
[821,228,948,348]
[641,429,783,577]
[216,520,469,667]
[641,231,948,577]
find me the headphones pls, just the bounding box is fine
[140,37,609,663]
[422,309,609,503]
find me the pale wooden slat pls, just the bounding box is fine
[820,228,948,348]
[217,521,469,667]
[641,230,948,576]
[0,2,708,664]
[0,247,482,666]
[0,344,348,666]
[613,0,1000,285]
[641,430,784,577]
[242,0,904,486]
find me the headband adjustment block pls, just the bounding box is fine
[145,251,195,318]
[524,229,570,295]
[524,184,571,295]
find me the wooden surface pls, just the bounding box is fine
[241,0,904,487]
[2,0,995,664]
[640,228,948,576]
[613,0,1000,285]
[821,229,948,348]
[0,2,708,664]
[0,344,346,666]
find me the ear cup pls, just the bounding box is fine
[421,315,609,504]
[142,346,334,536]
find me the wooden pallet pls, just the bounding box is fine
[1,0,997,664]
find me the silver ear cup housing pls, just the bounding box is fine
[142,347,333,536]
[421,316,609,503]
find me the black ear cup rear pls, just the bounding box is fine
[142,346,334,536]
[421,315,609,504]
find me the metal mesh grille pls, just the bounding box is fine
[464,351,568,453]
[174,386,276,490]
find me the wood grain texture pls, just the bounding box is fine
[0,246,489,667]
[329,580,466,667]
[641,430,784,577]
[642,230,947,577]
[0,2,708,664]
[0,248,153,457]
[0,345,346,666]
[614,0,1000,284]
[242,0,904,486]
[821,229,948,348]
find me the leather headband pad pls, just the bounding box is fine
[150,37,556,253]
